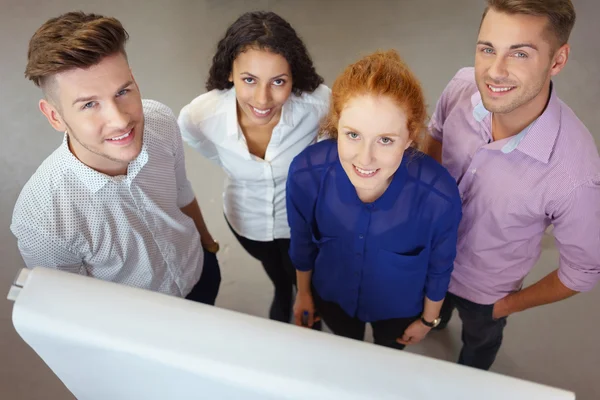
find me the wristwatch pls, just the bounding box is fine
[203,240,220,254]
[420,316,442,328]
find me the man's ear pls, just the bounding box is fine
[550,43,570,77]
[39,99,66,132]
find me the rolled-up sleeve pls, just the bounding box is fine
[286,162,318,272]
[552,179,600,292]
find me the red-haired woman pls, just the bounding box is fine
[287,50,462,349]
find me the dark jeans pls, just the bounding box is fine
[185,249,222,306]
[313,290,419,350]
[439,292,507,370]
[226,219,296,322]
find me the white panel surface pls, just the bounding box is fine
[10,268,575,400]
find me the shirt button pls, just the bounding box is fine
[358,234,364,239]
[471,168,477,174]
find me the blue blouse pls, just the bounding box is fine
[287,140,462,322]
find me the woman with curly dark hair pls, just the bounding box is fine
[178,11,330,324]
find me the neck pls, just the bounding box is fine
[68,136,128,176]
[493,82,551,141]
[355,178,392,204]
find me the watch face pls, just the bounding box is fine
[432,318,441,328]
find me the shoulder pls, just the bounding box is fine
[12,147,74,229]
[143,99,177,121]
[289,84,331,111]
[142,99,184,148]
[290,139,337,174]
[439,67,478,102]
[179,89,231,124]
[406,150,460,203]
[552,99,600,186]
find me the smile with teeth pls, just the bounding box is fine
[488,85,515,93]
[252,106,271,115]
[354,165,378,176]
[107,129,132,141]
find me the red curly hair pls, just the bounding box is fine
[321,50,427,151]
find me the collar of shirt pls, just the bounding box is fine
[59,133,149,193]
[224,87,296,147]
[334,151,409,210]
[470,82,560,163]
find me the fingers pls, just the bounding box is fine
[397,332,415,346]
[294,311,303,326]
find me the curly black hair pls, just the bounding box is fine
[205,11,324,95]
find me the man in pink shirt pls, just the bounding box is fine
[426,0,600,370]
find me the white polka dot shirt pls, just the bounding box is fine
[10,100,203,297]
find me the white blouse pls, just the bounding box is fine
[178,84,330,241]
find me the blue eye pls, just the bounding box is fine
[380,137,394,145]
[117,88,130,96]
[482,47,494,54]
[347,132,359,140]
[273,79,286,86]
[82,101,96,110]
[243,77,255,84]
[514,52,528,58]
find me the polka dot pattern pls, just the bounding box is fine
[11,100,203,297]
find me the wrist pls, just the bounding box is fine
[202,238,219,253]
[419,320,433,330]
[419,315,441,328]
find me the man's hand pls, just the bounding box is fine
[396,320,432,346]
[492,296,511,319]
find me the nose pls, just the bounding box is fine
[105,100,130,129]
[356,141,374,167]
[488,56,509,82]
[253,84,271,107]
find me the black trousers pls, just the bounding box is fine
[227,219,296,322]
[439,292,507,370]
[185,249,222,306]
[313,290,419,350]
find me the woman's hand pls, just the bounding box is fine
[396,320,431,345]
[293,291,320,328]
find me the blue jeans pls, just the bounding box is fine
[440,292,507,370]
[185,249,222,305]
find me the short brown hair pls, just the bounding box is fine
[25,11,129,88]
[321,50,427,151]
[482,0,576,47]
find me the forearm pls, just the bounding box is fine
[502,270,577,315]
[296,269,313,295]
[180,198,215,246]
[422,296,444,321]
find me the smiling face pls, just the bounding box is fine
[229,47,293,128]
[475,8,568,116]
[40,52,144,176]
[337,94,412,203]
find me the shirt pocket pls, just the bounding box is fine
[377,247,427,271]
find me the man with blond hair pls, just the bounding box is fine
[426,0,600,369]
[11,12,221,304]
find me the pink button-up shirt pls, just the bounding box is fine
[430,67,600,304]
